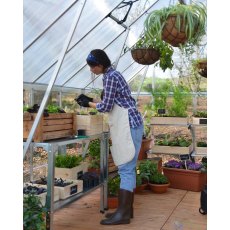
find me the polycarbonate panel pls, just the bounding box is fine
[69,0,124,47]
[24,0,123,84]
[36,18,124,86]
[23,0,76,49]
[65,32,127,89]
[23,3,81,83]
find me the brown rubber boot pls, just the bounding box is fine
[100,189,132,225]
[105,192,134,219]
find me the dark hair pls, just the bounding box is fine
[86,49,111,69]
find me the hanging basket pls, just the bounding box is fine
[197,60,207,78]
[162,14,189,47]
[131,48,160,65]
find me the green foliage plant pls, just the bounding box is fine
[149,79,173,115]
[197,141,207,147]
[149,172,169,184]
[108,175,120,197]
[55,154,83,168]
[137,160,158,183]
[87,139,100,169]
[46,104,61,113]
[23,193,46,230]
[144,2,207,47]
[132,34,174,72]
[155,134,192,147]
[193,111,207,118]
[168,84,192,117]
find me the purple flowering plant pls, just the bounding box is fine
[164,159,205,171]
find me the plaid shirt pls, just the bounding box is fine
[96,67,143,128]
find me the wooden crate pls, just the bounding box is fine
[55,179,83,200]
[76,114,103,136]
[151,116,189,125]
[55,162,89,180]
[196,147,207,155]
[23,113,76,142]
[151,144,193,155]
[192,117,207,125]
[24,183,60,205]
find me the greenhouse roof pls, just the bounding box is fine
[23,0,169,92]
[23,0,206,92]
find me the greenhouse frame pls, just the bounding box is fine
[21,0,210,229]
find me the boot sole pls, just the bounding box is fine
[100,219,130,225]
[105,213,133,218]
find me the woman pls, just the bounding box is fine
[76,49,143,225]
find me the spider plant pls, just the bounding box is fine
[144,2,207,47]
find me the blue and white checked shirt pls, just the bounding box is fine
[96,67,143,128]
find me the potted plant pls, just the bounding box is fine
[55,154,88,180]
[162,159,207,192]
[107,175,120,209]
[196,58,207,78]
[144,2,207,47]
[131,34,174,71]
[138,109,154,160]
[152,134,192,154]
[23,193,47,230]
[135,160,158,193]
[148,172,170,194]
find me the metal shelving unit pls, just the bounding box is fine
[23,132,109,230]
[148,120,207,160]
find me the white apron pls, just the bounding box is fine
[108,104,135,166]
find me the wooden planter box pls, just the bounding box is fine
[24,183,60,205]
[192,117,207,125]
[196,147,207,155]
[151,116,189,125]
[76,114,103,136]
[55,162,89,180]
[23,191,47,206]
[162,167,207,192]
[151,144,193,155]
[55,179,83,200]
[23,113,76,142]
[138,138,153,160]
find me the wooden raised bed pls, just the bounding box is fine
[76,114,103,136]
[151,116,189,125]
[23,113,76,142]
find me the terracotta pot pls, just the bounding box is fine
[162,14,189,47]
[131,48,160,65]
[163,167,207,192]
[138,138,153,160]
[88,168,100,175]
[148,183,170,194]
[107,196,118,209]
[134,183,148,194]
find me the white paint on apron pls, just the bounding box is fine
[108,104,135,166]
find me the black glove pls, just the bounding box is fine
[75,97,90,107]
[75,94,93,102]
[100,90,104,100]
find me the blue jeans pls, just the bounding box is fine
[118,123,144,192]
